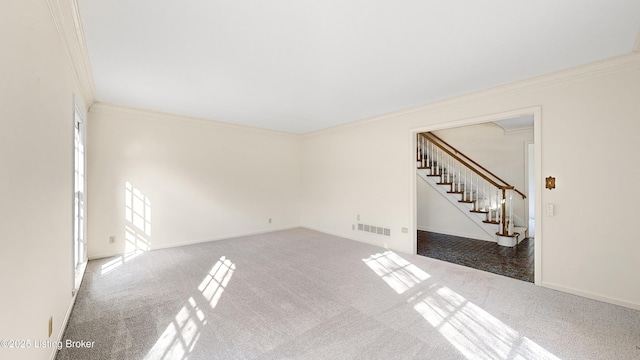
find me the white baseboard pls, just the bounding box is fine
[88,225,300,260]
[540,281,640,311]
[50,291,79,360]
[417,226,494,242]
[300,225,390,251]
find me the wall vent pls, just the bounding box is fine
[358,224,390,236]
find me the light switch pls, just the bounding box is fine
[546,203,555,216]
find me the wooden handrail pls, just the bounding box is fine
[423,132,526,199]
[420,132,522,197]
[420,133,505,190]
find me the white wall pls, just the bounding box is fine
[301,54,640,310]
[417,122,533,236]
[434,123,533,219]
[86,104,302,259]
[0,1,90,359]
[417,176,491,240]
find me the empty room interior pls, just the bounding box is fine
[2,1,640,359]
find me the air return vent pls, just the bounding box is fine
[357,224,390,236]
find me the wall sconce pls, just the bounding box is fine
[545,176,556,190]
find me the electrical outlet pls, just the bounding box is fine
[109,236,116,244]
[402,227,408,233]
[357,214,360,221]
[48,316,53,338]
[352,224,355,230]
[268,218,272,223]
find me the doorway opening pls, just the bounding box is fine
[411,108,541,284]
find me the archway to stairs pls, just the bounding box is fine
[412,109,540,284]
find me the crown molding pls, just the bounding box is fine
[303,52,640,138]
[90,102,300,138]
[46,0,96,106]
[502,127,534,136]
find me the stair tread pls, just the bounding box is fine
[470,210,489,214]
[496,232,520,238]
[458,200,475,203]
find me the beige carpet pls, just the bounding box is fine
[57,228,640,359]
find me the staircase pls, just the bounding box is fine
[417,132,527,246]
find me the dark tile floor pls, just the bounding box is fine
[417,231,534,282]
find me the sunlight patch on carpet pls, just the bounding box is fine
[362,251,430,294]
[414,286,561,360]
[144,256,236,360]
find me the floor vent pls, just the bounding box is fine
[358,224,390,236]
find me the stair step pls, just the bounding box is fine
[483,220,500,225]
[458,200,475,204]
[496,232,519,238]
[447,191,464,194]
[470,210,489,214]
[437,182,453,185]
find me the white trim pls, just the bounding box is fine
[633,26,640,53]
[304,53,640,138]
[523,140,534,239]
[90,102,299,138]
[301,225,390,251]
[409,131,418,255]
[409,106,543,285]
[503,126,534,136]
[49,291,79,360]
[532,107,542,285]
[541,281,640,311]
[88,226,300,260]
[416,226,494,242]
[45,0,96,104]
[72,96,88,291]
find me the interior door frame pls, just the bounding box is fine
[524,140,535,238]
[409,106,542,285]
[72,96,88,292]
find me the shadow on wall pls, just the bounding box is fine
[101,181,152,276]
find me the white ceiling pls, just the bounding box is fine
[78,0,640,134]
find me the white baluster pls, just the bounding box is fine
[489,187,493,221]
[483,182,487,211]
[420,137,424,167]
[508,191,514,235]
[426,140,429,170]
[498,190,502,232]
[462,168,465,200]
[464,168,468,201]
[431,143,434,172]
[458,166,461,194]
[430,143,434,174]
[469,171,473,201]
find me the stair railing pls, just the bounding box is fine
[416,132,524,237]
[426,132,527,199]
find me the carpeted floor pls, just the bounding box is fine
[57,228,640,359]
[417,231,534,282]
